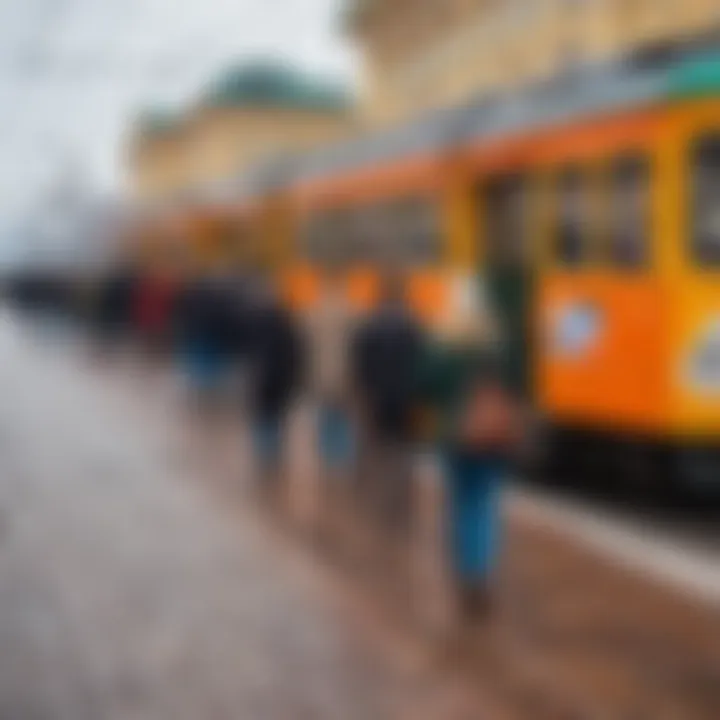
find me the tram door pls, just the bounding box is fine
[481,174,535,397]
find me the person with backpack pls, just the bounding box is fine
[420,283,520,622]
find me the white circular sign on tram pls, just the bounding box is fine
[685,318,720,394]
[547,301,602,358]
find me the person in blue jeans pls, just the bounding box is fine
[443,451,504,615]
[304,279,356,483]
[318,403,354,471]
[251,414,284,482]
[420,311,519,621]
[174,269,241,405]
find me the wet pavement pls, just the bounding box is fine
[0,312,719,719]
[0,316,487,719]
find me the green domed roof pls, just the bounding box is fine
[341,0,380,30]
[202,60,351,112]
[135,108,180,138]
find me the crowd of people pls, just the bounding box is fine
[92,262,522,628]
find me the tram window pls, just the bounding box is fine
[301,216,328,264]
[553,167,594,267]
[484,174,531,266]
[606,156,650,269]
[301,210,349,266]
[380,202,405,264]
[350,206,383,264]
[692,134,720,267]
[328,210,358,267]
[300,218,319,262]
[413,202,441,265]
[350,198,440,267]
[385,201,409,263]
[333,210,357,265]
[396,199,441,266]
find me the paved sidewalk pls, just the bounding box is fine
[0,317,486,720]
[1,315,718,719]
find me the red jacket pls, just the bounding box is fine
[134,278,176,335]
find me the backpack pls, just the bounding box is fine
[458,382,519,453]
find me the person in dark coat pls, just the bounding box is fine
[351,272,425,540]
[245,278,304,489]
[175,269,242,400]
[93,266,138,348]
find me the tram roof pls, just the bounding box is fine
[247,43,720,197]
[454,60,667,144]
[456,46,720,143]
[291,104,462,183]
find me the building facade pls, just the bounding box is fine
[128,3,720,207]
[346,0,720,125]
[186,63,354,191]
[127,111,193,206]
[127,63,354,207]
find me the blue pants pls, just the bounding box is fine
[183,342,227,394]
[318,404,354,470]
[444,454,504,582]
[252,417,283,475]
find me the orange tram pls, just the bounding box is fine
[175,48,720,494]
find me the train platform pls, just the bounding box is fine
[0,312,718,719]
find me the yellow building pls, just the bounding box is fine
[127,62,355,207]
[345,0,720,125]
[126,110,192,206]
[186,62,355,190]
[129,4,720,204]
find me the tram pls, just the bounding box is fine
[183,48,720,493]
[454,52,720,493]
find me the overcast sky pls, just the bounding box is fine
[0,0,355,248]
